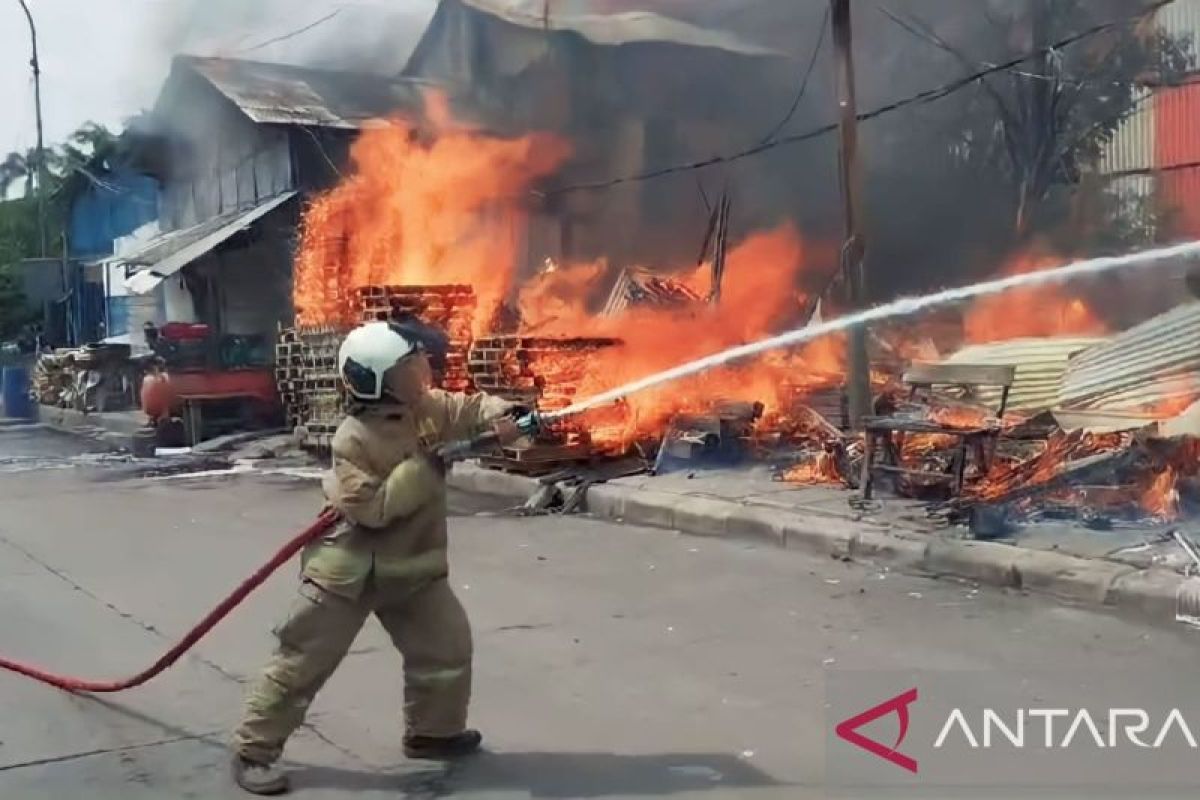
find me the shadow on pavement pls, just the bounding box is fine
[293,750,784,797]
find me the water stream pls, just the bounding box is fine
[547,239,1200,420]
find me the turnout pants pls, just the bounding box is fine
[233,577,472,764]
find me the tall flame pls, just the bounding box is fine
[294,94,571,333]
[291,99,853,449]
[516,225,843,446]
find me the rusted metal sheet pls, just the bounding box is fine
[458,0,780,55]
[1155,80,1200,235]
[1060,303,1200,412]
[185,57,433,129]
[944,337,1104,412]
[119,192,298,294]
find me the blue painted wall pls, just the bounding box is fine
[67,168,160,260]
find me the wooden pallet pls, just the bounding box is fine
[478,441,597,476]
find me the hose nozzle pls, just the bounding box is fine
[437,411,545,463]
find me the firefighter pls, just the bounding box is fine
[231,320,526,795]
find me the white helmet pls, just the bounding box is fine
[338,321,418,401]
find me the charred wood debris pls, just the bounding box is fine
[275,283,1200,528]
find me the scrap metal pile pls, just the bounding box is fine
[33,344,144,413]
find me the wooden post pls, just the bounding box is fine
[830,0,873,429]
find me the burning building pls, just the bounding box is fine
[274,1,1200,539]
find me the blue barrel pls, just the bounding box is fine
[2,366,34,420]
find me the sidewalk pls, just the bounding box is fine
[35,405,145,449]
[34,406,1193,627]
[450,463,1193,626]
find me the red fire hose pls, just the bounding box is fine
[0,509,340,693]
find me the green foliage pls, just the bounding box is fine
[868,1,1194,298]
[0,262,34,340]
[0,198,41,268]
[0,120,121,206]
[946,2,1193,236]
[0,191,50,343]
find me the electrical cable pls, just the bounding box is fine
[542,0,1177,197]
[755,5,830,147]
[238,8,344,54]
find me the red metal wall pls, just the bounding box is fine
[1155,81,1200,237]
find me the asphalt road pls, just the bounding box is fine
[1,423,1199,799]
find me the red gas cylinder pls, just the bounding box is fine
[140,372,180,421]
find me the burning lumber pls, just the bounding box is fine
[278,284,479,447]
[467,335,624,472]
[945,428,1200,526]
[355,285,476,392]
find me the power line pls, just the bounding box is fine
[542,0,1177,197]
[755,5,830,147]
[1101,159,1200,180]
[876,3,1137,91]
[238,8,344,54]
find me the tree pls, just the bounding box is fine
[863,0,1192,299]
[0,149,38,199]
[0,263,34,341]
[0,200,40,340]
[886,0,1191,237]
[0,121,119,204]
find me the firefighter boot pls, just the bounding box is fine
[403,729,483,760]
[232,755,290,795]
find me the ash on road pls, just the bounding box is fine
[0,424,1196,799]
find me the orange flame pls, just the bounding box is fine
[293,94,571,334]
[964,250,1107,343]
[516,225,843,448]
[781,451,843,485]
[1141,466,1180,520]
[292,99,845,451]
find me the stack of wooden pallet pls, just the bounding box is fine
[275,325,348,449]
[468,335,622,473]
[354,285,476,392]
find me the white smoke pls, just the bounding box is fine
[154,0,438,75]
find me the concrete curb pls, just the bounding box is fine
[37,406,144,450]
[28,411,1189,627]
[448,463,1190,626]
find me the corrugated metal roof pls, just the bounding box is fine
[120,193,297,295]
[944,337,1106,412]
[459,0,781,56]
[180,56,434,129]
[1060,302,1200,411]
[1158,0,1200,38]
[1099,88,1156,175]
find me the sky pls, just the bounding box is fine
[1,0,164,156]
[0,0,439,158]
[0,0,799,162]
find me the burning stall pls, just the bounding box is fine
[275,18,1200,537]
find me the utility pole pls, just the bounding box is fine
[830,0,872,429]
[17,0,48,257]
